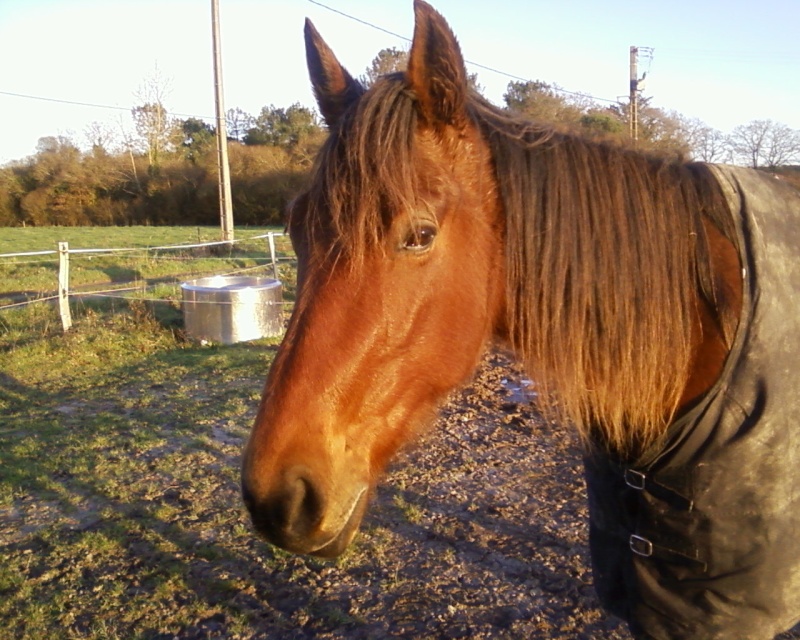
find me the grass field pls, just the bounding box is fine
[0,226,279,255]
[0,226,291,299]
[0,308,289,638]
[5,226,553,640]
[0,226,303,638]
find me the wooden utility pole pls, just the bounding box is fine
[629,46,652,144]
[629,46,639,143]
[212,0,234,243]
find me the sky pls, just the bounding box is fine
[1,0,798,165]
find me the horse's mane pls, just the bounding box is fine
[293,74,738,458]
[470,97,738,456]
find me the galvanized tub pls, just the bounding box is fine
[181,276,283,344]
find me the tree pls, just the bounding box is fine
[180,118,216,162]
[244,103,321,147]
[760,122,800,167]
[680,118,730,163]
[579,110,626,138]
[362,47,408,86]
[728,119,769,168]
[361,47,483,94]
[131,103,174,169]
[31,136,82,189]
[132,66,176,169]
[16,136,86,225]
[226,107,254,142]
[503,80,585,126]
[763,121,800,169]
[0,167,24,226]
[607,98,691,156]
[729,119,800,168]
[638,106,692,156]
[35,135,78,157]
[84,121,117,157]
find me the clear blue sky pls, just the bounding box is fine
[1,0,798,164]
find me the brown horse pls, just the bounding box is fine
[242,2,800,638]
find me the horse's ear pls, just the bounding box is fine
[304,19,364,128]
[406,0,468,129]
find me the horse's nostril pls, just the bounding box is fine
[284,467,324,534]
[243,466,326,547]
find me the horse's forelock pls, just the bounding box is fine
[301,75,420,267]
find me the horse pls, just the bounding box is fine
[241,2,800,638]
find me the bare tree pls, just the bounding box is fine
[116,114,142,194]
[226,107,254,142]
[760,122,800,168]
[84,121,117,156]
[694,127,731,164]
[680,117,731,163]
[728,119,800,168]
[132,66,176,168]
[729,120,770,168]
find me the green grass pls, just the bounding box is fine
[0,225,295,297]
[0,226,297,346]
[0,225,485,640]
[0,227,414,639]
[0,282,285,638]
[0,226,276,255]
[0,227,276,634]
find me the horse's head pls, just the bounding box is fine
[241,0,504,557]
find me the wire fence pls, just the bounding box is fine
[0,232,297,333]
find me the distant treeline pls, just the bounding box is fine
[2,49,799,228]
[0,103,325,227]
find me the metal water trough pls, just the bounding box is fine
[181,276,283,344]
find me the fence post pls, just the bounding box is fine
[58,242,73,332]
[267,232,279,281]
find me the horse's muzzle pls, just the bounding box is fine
[242,465,369,558]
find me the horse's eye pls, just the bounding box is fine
[401,224,438,252]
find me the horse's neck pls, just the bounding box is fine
[678,216,743,411]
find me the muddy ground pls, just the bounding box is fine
[233,349,800,640]
[223,349,632,639]
[5,347,800,639]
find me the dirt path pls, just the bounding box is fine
[233,349,800,639]
[5,346,800,638]
[217,350,632,639]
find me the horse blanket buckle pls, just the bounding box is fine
[624,469,647,490]
[630,534,654,557]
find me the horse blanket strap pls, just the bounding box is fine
[628,532,706,570]
[584,165,800,640]
[623,468,693,512]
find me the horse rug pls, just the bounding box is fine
[584,165,800,639]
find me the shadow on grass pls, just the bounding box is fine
[0,347,299,637]
[0,348,647,640]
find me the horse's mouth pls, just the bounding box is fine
[247,485,370,559]
[304,487,370,558]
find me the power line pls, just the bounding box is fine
[1,2,626,123]
[308,0,411,41]
[0,90,216,122]
[306,0,620,104]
